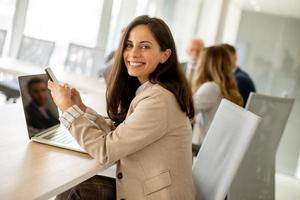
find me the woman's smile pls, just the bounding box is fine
[127,61,145,67]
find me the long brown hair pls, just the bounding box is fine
[106,15,194,125]
[192,46,243,106]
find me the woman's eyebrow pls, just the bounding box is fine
[140,41,152,45]
[125,40,152,45]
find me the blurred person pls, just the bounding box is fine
[25,78,59,134]
[49,15,195,200]
[181,39,204,83]
[191,46,243,145]
[221,43,256,106]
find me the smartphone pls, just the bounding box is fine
[45,67,59,83]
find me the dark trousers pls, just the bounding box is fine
[55,175,116,200]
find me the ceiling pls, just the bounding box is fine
[237,0,300,19]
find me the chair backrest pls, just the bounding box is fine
[228,93,294,200]
[17,36,55,66]
[192,99,261,200]
[64,43,105,77]
[0,29,7,56]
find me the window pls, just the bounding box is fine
[24,0,104,68]
[0,0,16,56]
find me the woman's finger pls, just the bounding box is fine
[48,80,60,90]
[72,88,79,95]
[63,83,69,88]
[48,80,54,90]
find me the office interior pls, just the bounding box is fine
[0,0,299,199]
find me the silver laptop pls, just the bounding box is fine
[18,74,86,153]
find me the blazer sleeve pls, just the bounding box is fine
[193,82,221,114]
[63,90,168,165]
[84,107,116,132]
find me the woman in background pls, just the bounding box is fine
[49,15,195,200]
[191,46,243,145]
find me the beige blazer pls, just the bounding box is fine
[67,82,195,200]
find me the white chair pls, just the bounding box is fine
[192,99,261,200]
[17,35,55,66]
[0,29,7,56]
[228,93,294,200]
[64,43,105,77]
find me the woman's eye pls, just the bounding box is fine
[141,45,150,49]
[125,43,133,48]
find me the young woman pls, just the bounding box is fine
[191,46,243,144]
[49,15,195,200]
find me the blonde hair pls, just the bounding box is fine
[192,46,243,106]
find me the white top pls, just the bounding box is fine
[192,81,222,144]
[185,62,195,82]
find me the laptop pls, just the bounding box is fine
[18,74,86,153]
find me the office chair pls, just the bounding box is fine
[0,79,19,102]
[17,35,55,66]
[64,43,105,77]
[0,30,19,102]
[192,99,261,200]
[0,29,7,56]
[228,93,294,200]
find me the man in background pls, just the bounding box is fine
[222,43,256,106]
[182,38,204,83]
[25,78,59,134]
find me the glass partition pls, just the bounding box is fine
[236,7,300,178]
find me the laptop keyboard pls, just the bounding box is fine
[43,129,75,144]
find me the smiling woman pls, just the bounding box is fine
[123,25,171,84]
[108,15,194,124]
[49,15,195,200]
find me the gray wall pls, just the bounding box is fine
[236,11,300,176]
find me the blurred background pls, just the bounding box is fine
[0,0,299,186]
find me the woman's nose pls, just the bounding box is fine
[129,46,140,57]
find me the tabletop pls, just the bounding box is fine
[0,101,114,200]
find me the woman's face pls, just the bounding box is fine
[123,25,171,84]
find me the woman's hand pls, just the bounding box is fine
[48,80,74,112]
[71,88,87,111]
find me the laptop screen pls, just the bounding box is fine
[18,74,60,138]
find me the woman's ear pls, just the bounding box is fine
[160,49,172,64]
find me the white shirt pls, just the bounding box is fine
[185,62,196,82]
[38,106,50,119]
[192,81,222,144]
